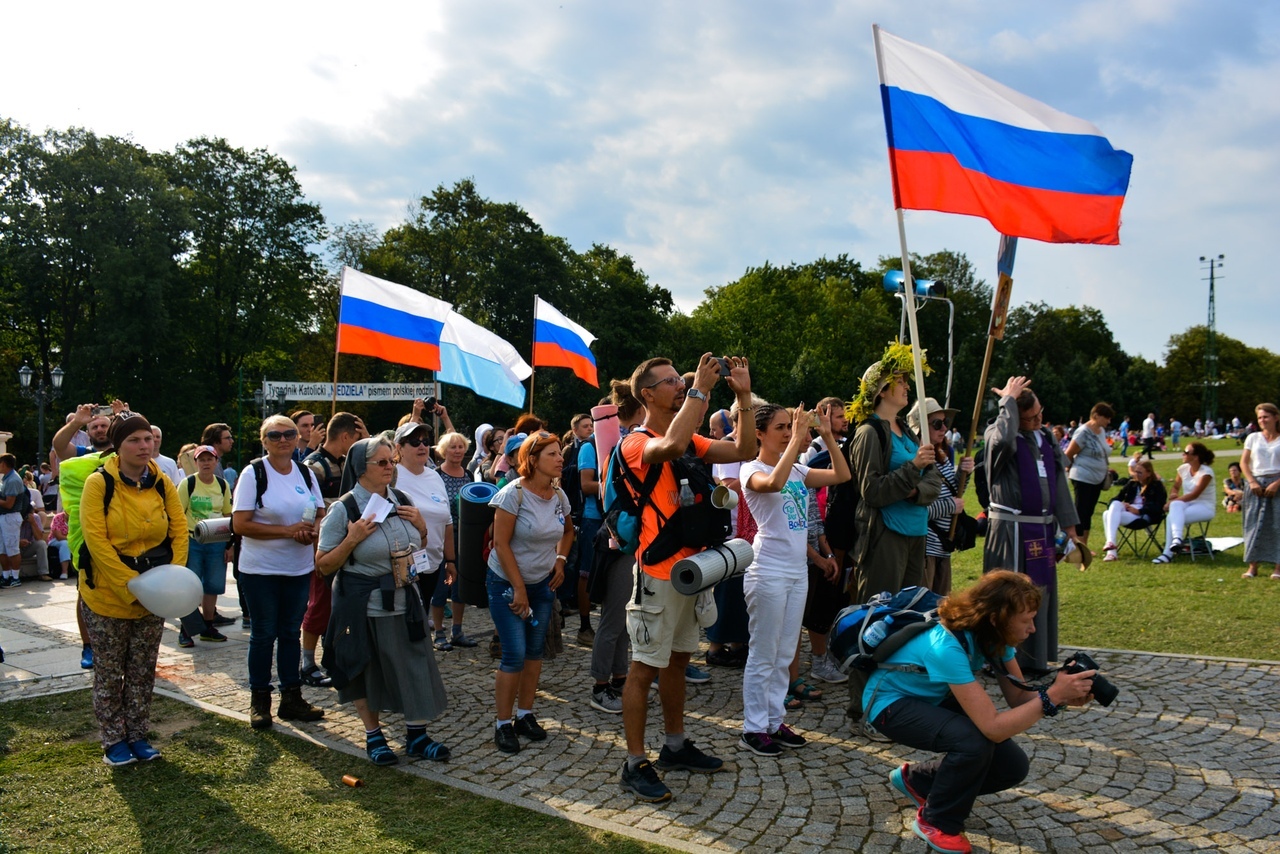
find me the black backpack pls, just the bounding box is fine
[824,422,887,553]
[251,458,315,509]
[558,436,594,523]
[183,474,230,508]
[612,428,730,568]
[78,466,171,590]
[13,484,33,521]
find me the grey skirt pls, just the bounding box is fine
[1243,473,1280,563]
[337,614,448,722]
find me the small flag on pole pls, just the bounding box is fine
[875,26,1133,245]
[336,268,453,371]
[438,311,533,408]
[532,297,598,387]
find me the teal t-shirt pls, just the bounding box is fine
[862,624,1016,723]
[878,420,928,536]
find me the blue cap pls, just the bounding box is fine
[503,433,528,456]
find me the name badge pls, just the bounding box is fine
[412,548,436,575]
[1036,460,1047,478]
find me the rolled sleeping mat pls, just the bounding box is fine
[193,517,234,544]
[591,403,621,467]
[670,538,754,596]
[457,481,499,607]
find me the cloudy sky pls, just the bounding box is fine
[6,1,1277,363]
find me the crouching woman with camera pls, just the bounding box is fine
[865,571,1096,854]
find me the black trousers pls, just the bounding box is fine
[1071,478,1104,537]
[873,694,1030,835]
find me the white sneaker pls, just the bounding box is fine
[811,654,849,684]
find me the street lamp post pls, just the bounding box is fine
[17,364,65,463]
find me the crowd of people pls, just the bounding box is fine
[5,352,1276,854]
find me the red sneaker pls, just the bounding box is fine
[913,814,972,854]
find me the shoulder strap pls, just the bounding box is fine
[615,435,665,517]
[297,461,314,491]
[390,487,411,506]
[184,474,197,498]
[340,493,360,523]
[216,475,229,499]
[252,459,268,508]
[98,467,115,516]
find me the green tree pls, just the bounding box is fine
[162,137,327,437]
[1157,327,1280,424]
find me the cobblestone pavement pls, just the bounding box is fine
[2,577,1278,853]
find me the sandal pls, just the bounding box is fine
[1242,571,1257,578]
[784,693,804,711]
[788,677,823,701]
[1152,553,1172,565]
[1271,572,1280,580]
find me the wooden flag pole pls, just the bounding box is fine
[528,293,539,412]
[331,267,349,414]
[950,235,1017,536]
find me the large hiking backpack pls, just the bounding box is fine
[610,429,730,568]
[828,586,949,674]
[824,421,888,553]
[557,436,594,523]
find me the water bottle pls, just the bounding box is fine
[302,497,317,525]
[678,478,695,507]
[863,616,893,648]
[501,587,538,626]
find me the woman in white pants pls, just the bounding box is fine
[739,403,850,756]
[1100,458,1167,561]
[1153,442,1216,564]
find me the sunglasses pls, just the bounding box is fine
[368,458,394,468]
[929,419,948,430]
[400,437,428,447]
[265,429,298,442]
[645,376,683,390]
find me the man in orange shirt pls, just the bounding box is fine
[618,353,756,803]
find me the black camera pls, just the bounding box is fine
[1062,651,1118,707]
[424,396,437,412]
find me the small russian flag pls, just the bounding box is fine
[532,296,597,387]
[336,267,453,371]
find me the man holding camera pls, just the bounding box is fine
[617,354,756,803]
[982,377,1079,675]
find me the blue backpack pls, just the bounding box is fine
[828,587,954,674]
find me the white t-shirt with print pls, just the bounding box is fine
[741,460,810,580]
[232,461,325,577]
[395,464,454,571]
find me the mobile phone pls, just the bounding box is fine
[92,405,114,418]
[716,357,732,377]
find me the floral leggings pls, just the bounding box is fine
[80,601,164,748]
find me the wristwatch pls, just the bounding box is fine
[686,388,708,403]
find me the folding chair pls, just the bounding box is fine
[1117,518,1162,559]
[1184,519,1214,562]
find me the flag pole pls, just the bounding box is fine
[529,294,538,411]
[874,24,930,433]
[331,267,348,413]
[950,235,1017,536]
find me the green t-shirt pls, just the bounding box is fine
[177,475,231,533]
[58,452,105,570]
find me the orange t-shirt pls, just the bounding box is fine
[619,429,715,580]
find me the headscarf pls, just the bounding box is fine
[473,423,494,460]
[339,436,391,496]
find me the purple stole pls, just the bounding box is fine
[1016,429,1057,587]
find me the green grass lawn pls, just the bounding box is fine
[0,692,671,854]
[951,444,1280,661]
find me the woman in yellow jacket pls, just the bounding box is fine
[79,413,188,767]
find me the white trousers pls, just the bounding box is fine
[742,570,807,734]
[1165,502,1214,551]
[1101,501,1143,546]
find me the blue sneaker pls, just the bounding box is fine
[103,741,138,767]
[129,740,162,762]
[684,664,711,684]
[80,646,94,669]
[890,763,926,809]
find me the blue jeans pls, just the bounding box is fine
[486,569,554,674]
[238,572,310,691]
[187,538,228,595]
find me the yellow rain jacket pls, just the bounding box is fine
[79,456,188,619]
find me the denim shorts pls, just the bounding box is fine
[187,538,228,596]
[486,569,554,673]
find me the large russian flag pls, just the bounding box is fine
[875,26,1133,245]
[438,310,533,408]
[336,267,452,371]
[532,296,597,387]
